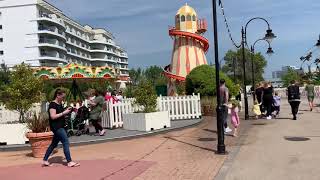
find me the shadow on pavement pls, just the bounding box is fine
[48,156,66,165]
[165,136,217,153]
[203,129,217,134]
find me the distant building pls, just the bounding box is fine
[270,66,304,87]
[0,0,129,80]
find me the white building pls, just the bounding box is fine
[0,0,129,79]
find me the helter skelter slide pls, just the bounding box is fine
[163,3,209,96]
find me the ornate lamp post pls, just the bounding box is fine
[250,39,274,101]
[241,17,276,120]
[212,0,226,154]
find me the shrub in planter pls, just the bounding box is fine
[25,112,53,158]
[133,81,157,113]
[123,81,170,131]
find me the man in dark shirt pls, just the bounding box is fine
[287,80,301,120]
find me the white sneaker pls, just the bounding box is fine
[266,116,272,120]
[225,127,232,133]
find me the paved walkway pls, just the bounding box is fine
[217,98,320,180]
[0,115,251,180]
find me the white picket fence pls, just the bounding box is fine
[101,94,201,128]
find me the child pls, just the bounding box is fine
[230,101,240,137]
[253,101,262,119]
[273,92,281,117]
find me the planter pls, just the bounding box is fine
[0,123,29,145]
[26,131,54,158]
[202,105,214,116]
[123,111,170,132]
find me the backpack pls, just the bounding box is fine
[288,85,300,100]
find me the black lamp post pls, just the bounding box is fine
[250,39,274,102]
[212,0,225,154]
[240,17,276,120]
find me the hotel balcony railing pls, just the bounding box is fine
[39,39,65,48]
[39,13,66,28]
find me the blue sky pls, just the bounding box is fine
[48,0,320,79]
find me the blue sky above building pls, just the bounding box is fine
[48,0,320,78]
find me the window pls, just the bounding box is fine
[181,15,185,22]
[176,15,180,22]
[187,15,191,21]
[0,25,3,29]
[0,51,3,55]
[192,15,196,21]
[0,38,3,42]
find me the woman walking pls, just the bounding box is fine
[89,89,106,136]
[262,82,274,119]
[43,89,80,167]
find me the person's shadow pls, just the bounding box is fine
[48,156,67,166]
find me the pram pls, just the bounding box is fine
[65,106,90,137]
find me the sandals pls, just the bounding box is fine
[42,161,53,167]
[67,162,80,167]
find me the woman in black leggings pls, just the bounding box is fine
[262,82,274,119]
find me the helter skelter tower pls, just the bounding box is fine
[164,3,209,96]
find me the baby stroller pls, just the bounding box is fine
[66,106,90,137]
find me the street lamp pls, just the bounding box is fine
[212,0,226,154]
[241,17,276,120]
[250,39,274,101]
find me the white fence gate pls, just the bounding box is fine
[101,94,201,128]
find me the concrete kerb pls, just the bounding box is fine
[0,118,203,152]
[214,119,253,180]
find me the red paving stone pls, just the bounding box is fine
[0,116,251,180]
[0,159,155,180]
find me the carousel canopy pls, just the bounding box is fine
[33,63,116,80]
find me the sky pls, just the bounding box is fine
[47,0,320,79]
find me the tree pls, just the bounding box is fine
[282,68,302,87]
[185,65,238,96]
[133,81,157,113]
[129,68,144,86]
[0,62,10,103]
[222,48,267,85]
[144,66,167,86]
[2,64,44,122]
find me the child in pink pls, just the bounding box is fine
[230,102,240,137]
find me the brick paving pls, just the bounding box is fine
[0,115,252,180]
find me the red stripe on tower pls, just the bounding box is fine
[170,38,176,71]
[186,37,190,74]
[201,49,207,64]
[194,39,200,66]
[176,38,182,76]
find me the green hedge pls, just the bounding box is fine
[186,65,238,96]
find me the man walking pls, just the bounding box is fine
[287,80,301,120]
[305,81,315,111]
[220,79,232,133]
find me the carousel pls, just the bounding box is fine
[33,63,128,102]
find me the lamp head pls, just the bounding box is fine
[264,29,276,43]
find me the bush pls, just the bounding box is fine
[26,112,50,133]
[185,65,238,96]
[2,64,44,122]
[133,81,157,113]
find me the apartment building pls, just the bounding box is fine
[0,0,129,78]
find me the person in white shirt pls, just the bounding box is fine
[116,90,123,102]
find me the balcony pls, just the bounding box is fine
[119,66,128,70]
[39,51,67,63]
[38,26,66,40]
[118,60,128,64]
[38,38,67,52]
[90,39,116,46]
[37,13,66,29]
[119,53,128,58]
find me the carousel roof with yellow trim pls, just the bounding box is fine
[33,63,116,80]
